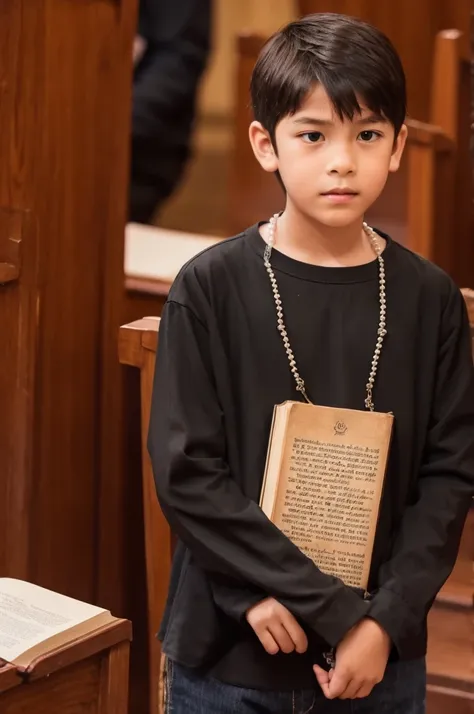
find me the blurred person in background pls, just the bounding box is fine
[130,0,212,224]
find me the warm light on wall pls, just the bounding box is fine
[199,0,296,118]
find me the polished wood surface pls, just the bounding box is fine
[0,208,39,581]
[0,619,131,714]
[119,318,166,714]
[0,0,138,600]
[0,2,152,712]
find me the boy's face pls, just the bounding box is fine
[249,84,407,228]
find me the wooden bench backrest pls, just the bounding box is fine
[118,317,168,714]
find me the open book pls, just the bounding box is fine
[260,402,393,589]
[0,578,117,670]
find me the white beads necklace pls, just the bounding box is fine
[263,213,387,412]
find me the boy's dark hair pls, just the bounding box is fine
[251,13,407,144]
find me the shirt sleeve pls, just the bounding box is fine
[148,299,370,647]
[368,283,474,654]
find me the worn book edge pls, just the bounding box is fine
[0,578,116,671]
[11,611,118,671]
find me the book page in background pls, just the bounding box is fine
[0,578,106,662]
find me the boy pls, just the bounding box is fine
[148,13,474,714]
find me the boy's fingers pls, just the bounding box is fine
[281,611,308,653]
[257,628,279,655]
[313,665,331,698]
[327,667,351,699]
[337,678,361,700]
[354,682,374,699]
[268,623,295,654]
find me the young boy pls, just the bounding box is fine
[148,13,474,713]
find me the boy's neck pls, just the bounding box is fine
[261,207,385,268]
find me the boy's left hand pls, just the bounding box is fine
[313,618,391,700]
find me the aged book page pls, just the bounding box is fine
[0,578,114,667]
[260,402,393,589]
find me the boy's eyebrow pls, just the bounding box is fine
[292,113,386,126]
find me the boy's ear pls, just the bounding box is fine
[249,121,279,173]
[389,123,408,173]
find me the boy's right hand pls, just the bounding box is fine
[246,597,308,655]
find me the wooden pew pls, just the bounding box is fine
[228,29,464,275]
[119,319,163,714]
[119,293,474,714]
[0,617,131,714]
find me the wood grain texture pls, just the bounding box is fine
[1,658,100,714]
[25,619,132,682]
[427,607,474,692]
[427,686,474,714]
[97,641,131,714]
[0,621,131,713]
[0,0,144,708]
[0,0,138,601]
[119,318,166,714]
[0,665,20,696]
[0,208,39,583]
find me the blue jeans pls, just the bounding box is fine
[165,657,426,713]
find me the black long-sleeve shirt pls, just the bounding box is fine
[148,222,474,690]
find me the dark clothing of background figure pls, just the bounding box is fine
[130,0,212,224]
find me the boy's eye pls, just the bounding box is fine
[301,131,324,143]
[359,130,381,142]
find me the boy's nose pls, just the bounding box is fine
[326,149,356,176]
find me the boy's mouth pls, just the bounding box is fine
[320,187,359,203]
[321,187,358,195]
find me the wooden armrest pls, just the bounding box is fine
[25,619,132,682]
[0,663,20,694]
[405,119,454,151]
[119,318,160,368]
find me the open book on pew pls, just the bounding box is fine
[0,578,118,673]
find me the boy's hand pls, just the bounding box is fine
[246,597,308,655]
[313,618,390,699]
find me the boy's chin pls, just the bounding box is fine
[308,210,365,229]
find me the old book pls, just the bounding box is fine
[0,578,118,671]
[260,402,393,589]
